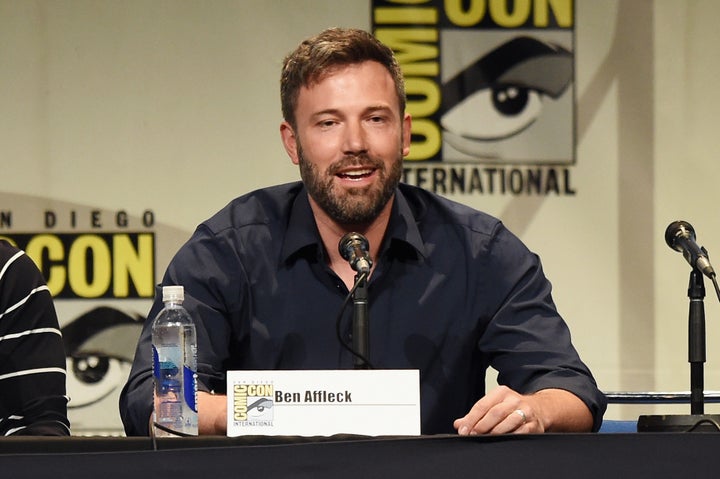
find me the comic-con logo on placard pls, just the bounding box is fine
[372,0,577,196]
[232,383,275,427]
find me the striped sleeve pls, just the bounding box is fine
[0,242,70,436]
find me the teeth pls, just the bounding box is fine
[343,169,372,177]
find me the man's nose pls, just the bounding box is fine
[342,121,368,154]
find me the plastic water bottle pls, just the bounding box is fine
[152,285,198,436]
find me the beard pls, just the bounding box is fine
[297,140,403,226]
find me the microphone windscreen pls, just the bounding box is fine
[665,220,695,251]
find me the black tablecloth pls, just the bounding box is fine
[0,433,717,478]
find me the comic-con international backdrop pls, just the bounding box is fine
[2,0,720,434]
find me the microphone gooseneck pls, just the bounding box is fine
[336,232,373,369]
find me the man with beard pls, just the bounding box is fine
[120,28,606,436]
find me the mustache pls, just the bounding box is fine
[327,155,383,176]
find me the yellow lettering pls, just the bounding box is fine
[246,384,274,396]
[5,233,155,298]
[233,384,248,421]
[25,235,66,296]
[406,119,441,160]
[374,7,438,24]
[445,0,486,27]
[68,235,111,298]
[536,0,573,27]
[113,233,154,297]
[376,26,441,162]
[489,0,531,28]
[405,77,441,117]
[375,28,439,76]
[445,0,572,28]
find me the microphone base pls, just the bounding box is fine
[638,414,720,432]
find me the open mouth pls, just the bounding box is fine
[337,168,375,181]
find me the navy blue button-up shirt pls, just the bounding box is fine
[121,182,606,435]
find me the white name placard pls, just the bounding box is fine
[226,369,420,437]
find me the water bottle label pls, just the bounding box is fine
[184,365,197,412]
[152,345,159,380]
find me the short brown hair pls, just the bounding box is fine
[280,28,406,129]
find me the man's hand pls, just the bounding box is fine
[453,386,593,435]
[198,391,228,435]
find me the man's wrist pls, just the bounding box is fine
[198,390,228,435]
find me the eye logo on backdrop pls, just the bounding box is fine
[440,35,573,159]
[372,0,576,196]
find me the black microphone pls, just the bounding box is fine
[665,220,716,278]
[338,232,373,274]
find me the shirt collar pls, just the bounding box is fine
[383,187,427,259]
[280,184,428,264]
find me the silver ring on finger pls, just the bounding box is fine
[513,409,527,425]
